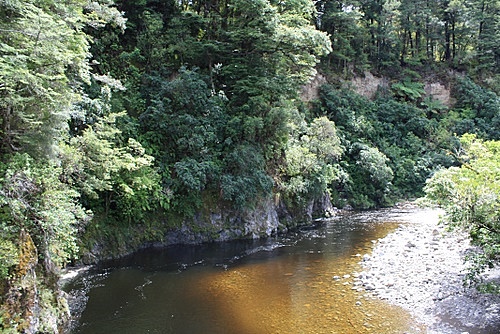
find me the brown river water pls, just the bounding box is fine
[65,211,425,333]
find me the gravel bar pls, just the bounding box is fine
[355,205,500,334]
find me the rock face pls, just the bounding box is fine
[424,81,452,107]
[355,207,500,333]
[349,71,454,108]
[164,194,337,244]
[301,73,327,102]
[82,194,337,263]
[350,71,389,99]
[1,230,40,333]
[0,230,70,334]
[164,197,283,245]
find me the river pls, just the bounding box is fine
[65,210,425,333]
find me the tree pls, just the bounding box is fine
[62,112,167,222]
[219,0,331,102]
[0,154,89,273]
[0,1,130,331]
[315,1,368,73]
[280,116,344,206]
[425,134,500,292]
[441,0,468,63]
[468,0,500,76]
[139,68,226,215]
[0,0,125,158]
[448,76,500,139]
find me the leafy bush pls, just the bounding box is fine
[139,68,227,215]
[314,85,449,208]
[62,113,167,223]
[0,239,18,280]
[448,77,500,140]
[391,81,425,102]
[221,145,273,209]
[345,144,394,209]
[280,116,344,206]
[424,134,500,292]
[0,154,90,269]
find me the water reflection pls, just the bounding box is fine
[67,212,423,333]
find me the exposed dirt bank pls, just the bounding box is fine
[355,204,500,333]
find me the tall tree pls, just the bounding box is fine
[359,0,401,70]
[316,1,369,73]
[0,1,134,331]
[469,0,500,75]
[0,0,125,158]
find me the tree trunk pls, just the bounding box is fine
[1,104,14,153]
[444,20,451,61]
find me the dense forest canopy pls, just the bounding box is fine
[0,0,499,331]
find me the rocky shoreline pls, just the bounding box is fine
[355,205,500,333]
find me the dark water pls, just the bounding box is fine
[65,211,422,334]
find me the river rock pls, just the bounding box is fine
[354,206,500,333]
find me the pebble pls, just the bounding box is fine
[355,206,500,333]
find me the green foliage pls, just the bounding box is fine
[140,68,225,215]
[467,0,500,76]
[0,0,87,157]
[391,81,425,102]
[314,85,451,208]
[446,77,500,139]
[221,144,274,209]
[314,0,498,77]
[280,116,344,206]
[0,239,17,280]
[424,134,500,291]
[420,96,448,116]
[358,146,394,186]
[0,0,125,157]
[0,0,155,330]
[315,1,368,73]
[132,0,332,214]
[0,154,90,269]
[61,111,167,222]
[346,144,394,209]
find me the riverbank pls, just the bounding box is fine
[355,204,500,333]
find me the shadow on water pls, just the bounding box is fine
[65,211,424,334]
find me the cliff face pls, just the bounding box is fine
[0,231,70,333]
[349,71,453,107]
[80,194,336,264]
[1,230,39,333]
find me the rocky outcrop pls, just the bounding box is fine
[0,230,39,333]
[424,81,453,107]
[161,193,336,244]
[301,74,327,102]
[0,230,70,333]
[163,197,283,245]
[349,71,454,108]
[80,194,337,264]
[350,71,390,99]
